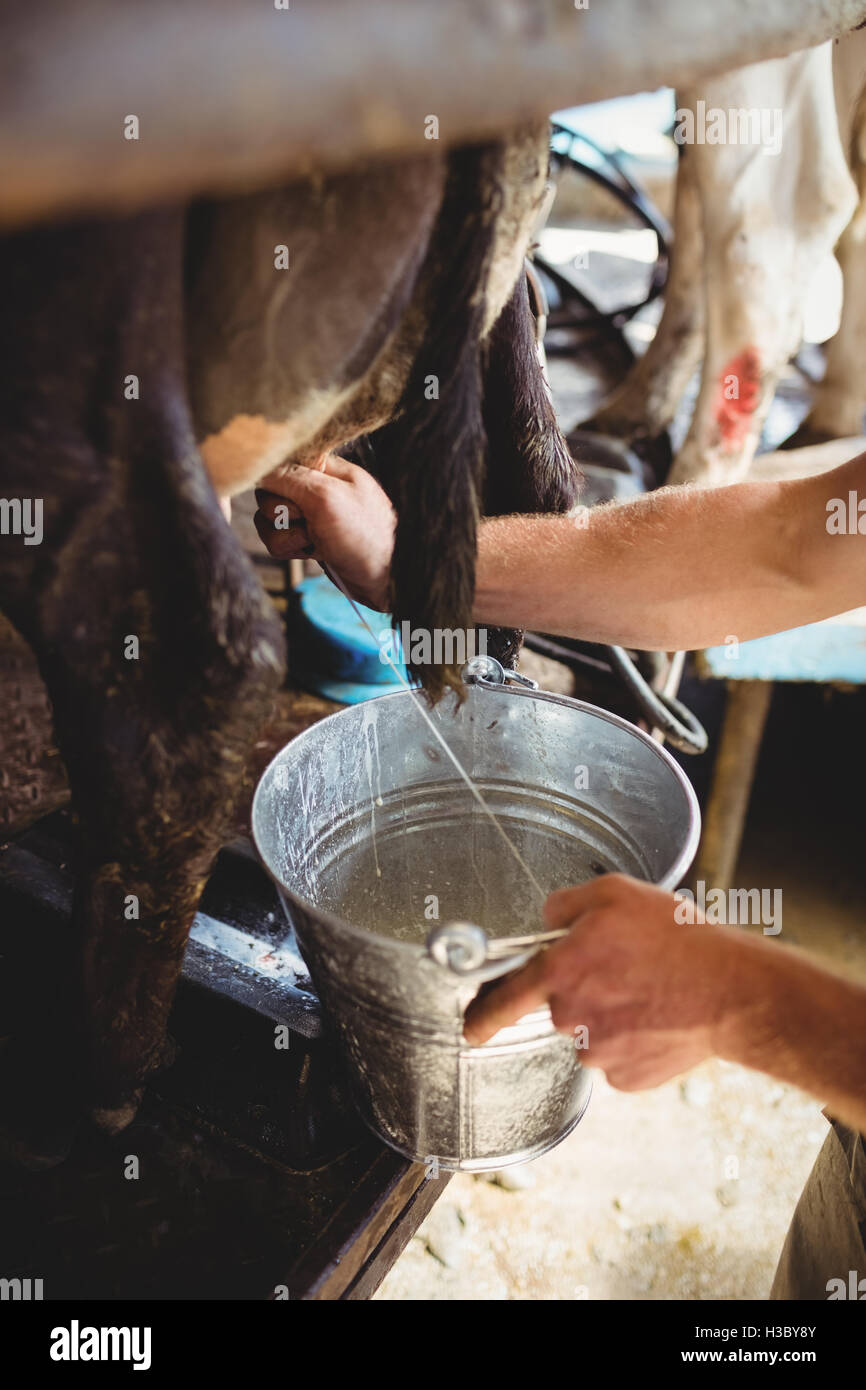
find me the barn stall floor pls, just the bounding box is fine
[376,682,866,1301]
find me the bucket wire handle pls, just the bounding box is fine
[426,921,569,976]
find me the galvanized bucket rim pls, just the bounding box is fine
[251,681,701,958]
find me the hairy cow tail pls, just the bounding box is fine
[369,143,505,702]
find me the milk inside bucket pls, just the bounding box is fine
[252,657,700,1171]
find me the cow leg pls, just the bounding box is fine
[796,210,866,443]
[789,30,866,446]
[0,213,284,1152]
[668,46,856,487]
[586,140,705,450]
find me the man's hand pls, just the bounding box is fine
[254,454,396,612]
[463,875,742,1090]
[463,873,866,1132]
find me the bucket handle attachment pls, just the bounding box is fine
[426,921,569,977]
[462,655,537,690]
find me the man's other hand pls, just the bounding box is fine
[463,875,741,1092]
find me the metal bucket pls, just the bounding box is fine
[252,659,700,1171]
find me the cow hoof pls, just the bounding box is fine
[90,1091,144,1135]
[87,1032,176,1135]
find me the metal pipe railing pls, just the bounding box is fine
[2,0,865,226]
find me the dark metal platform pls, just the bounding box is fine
[0,812,449,1300]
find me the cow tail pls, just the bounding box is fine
[369,144,505,701]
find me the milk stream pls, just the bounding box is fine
[321,563,546,907]
[360,699,383,880]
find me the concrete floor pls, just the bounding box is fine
[376,1067,826,1301]
[376,633,866,1303]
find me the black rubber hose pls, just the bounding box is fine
[604,644,708,755]
[545,122,672,326]
[524,633,708,755]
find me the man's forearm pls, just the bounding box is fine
[714,932,866,1135]
[474,455,866,650]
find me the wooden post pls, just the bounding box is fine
[693,680,774,892]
